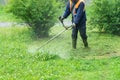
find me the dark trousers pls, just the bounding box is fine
[72,23,87,41]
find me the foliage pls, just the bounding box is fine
[0,27,32,55]
[58,0,68,3]
[0,6,21,22]
[90,0,120,35]
[0,26,120,79]
[0,4,4,13]
[7,0,59,37]
[34,52,60,61]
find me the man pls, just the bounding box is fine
[59,0,88,49]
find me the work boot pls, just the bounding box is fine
[83,39,88,48]
[72,39,77,49]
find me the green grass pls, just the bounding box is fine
[0,26,120,80]
[29,26,120,59]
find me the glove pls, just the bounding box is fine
[72,23,76,28]
[59,16,64,23]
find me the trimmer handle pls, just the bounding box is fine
[58,16,68,29]
[59,16,63,23]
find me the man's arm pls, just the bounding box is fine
[63,2,71,18]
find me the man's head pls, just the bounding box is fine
[71,0,78,3]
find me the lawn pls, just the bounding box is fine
[0,26,120,80]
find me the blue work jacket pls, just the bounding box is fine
[63,1,87,25]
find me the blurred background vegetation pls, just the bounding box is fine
[90,0,120,35]
[0,0,120,36]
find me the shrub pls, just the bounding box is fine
[0,4,4,13]
[90,0,120,35]
[7,0,59,37]
[58,0,68,3]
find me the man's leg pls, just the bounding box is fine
[79,23,88,47]
[72,27,78,49]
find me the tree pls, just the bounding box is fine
[7,0,59,37]
[90,0,120,35]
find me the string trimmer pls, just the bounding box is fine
[30,18,72,52]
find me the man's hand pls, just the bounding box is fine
[72,23,76,28]
[59,16,64,23]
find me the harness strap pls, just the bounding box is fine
[70,0,85,13]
